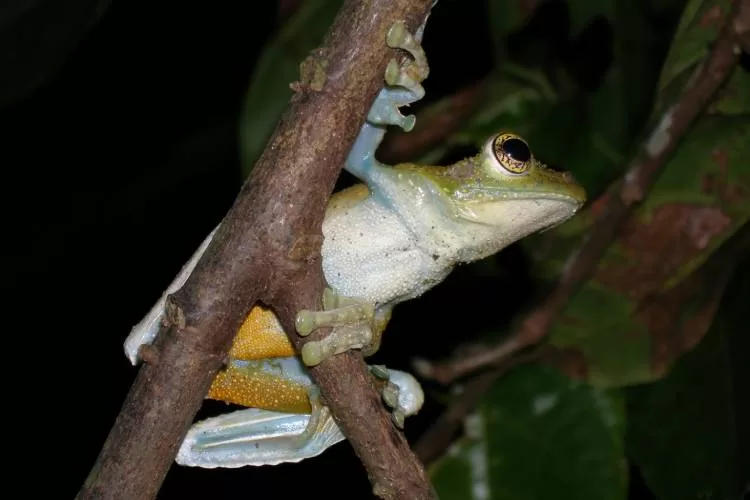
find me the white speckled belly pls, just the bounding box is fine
[321,195,448,306]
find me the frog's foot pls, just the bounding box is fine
[176,388,344,468]
[367,21,429,132]
[295,288,376,366]
[384,21,429,90]
[371,366,425,429]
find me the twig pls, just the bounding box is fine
[77,2,435,499]
[418,0,750,384]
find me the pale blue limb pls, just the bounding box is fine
[176,368,423,467]
[176,388,344,468]
[344,20,429,182]
[371,366,425,429]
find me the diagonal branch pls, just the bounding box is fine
[77,1,435,499]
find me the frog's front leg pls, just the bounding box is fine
[369,20,429,130]
[345,20,430,181]
[293,22,430,367]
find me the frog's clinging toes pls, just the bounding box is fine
[124,18,585,469]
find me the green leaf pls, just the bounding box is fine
[626,256,750,500]
[239,0,342,176]
[548,284,652,387]
[431,365,627,500]
[544,115,749,388]
[638,114,750,251]
[711,66,750,115]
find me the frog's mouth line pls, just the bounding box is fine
[453,186,585,207]
[450,196,583,227]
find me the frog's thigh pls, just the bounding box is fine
[229,305,296,360]
[208,359,312,414]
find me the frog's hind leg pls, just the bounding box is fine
[182,357,344,467]
[371,366,425,429]
[184,356,425,467]
[179,368,424,468]
[177,388,344,468]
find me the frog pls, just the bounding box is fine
[124,18,586,469]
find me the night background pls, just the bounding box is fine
[2,0,747,498]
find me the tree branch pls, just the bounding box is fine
[416,0,749,384]
[77,1,435,499]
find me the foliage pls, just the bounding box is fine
[431,365,628,500]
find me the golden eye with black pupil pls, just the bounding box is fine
[492,133,532,174]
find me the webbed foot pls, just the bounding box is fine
[384,21,429,90]
[176,387,344,468]
[296,288,377,366]
[371,365,425,429]
[367,21,430,132]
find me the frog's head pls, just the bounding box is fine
[443,133,586,235]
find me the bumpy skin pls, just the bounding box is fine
[125,19,586,468]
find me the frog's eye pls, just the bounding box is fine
[491,133,532,174]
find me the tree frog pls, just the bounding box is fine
[125,20,585,469]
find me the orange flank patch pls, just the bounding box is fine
[228,306,296,360]
[208,364,312,414]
